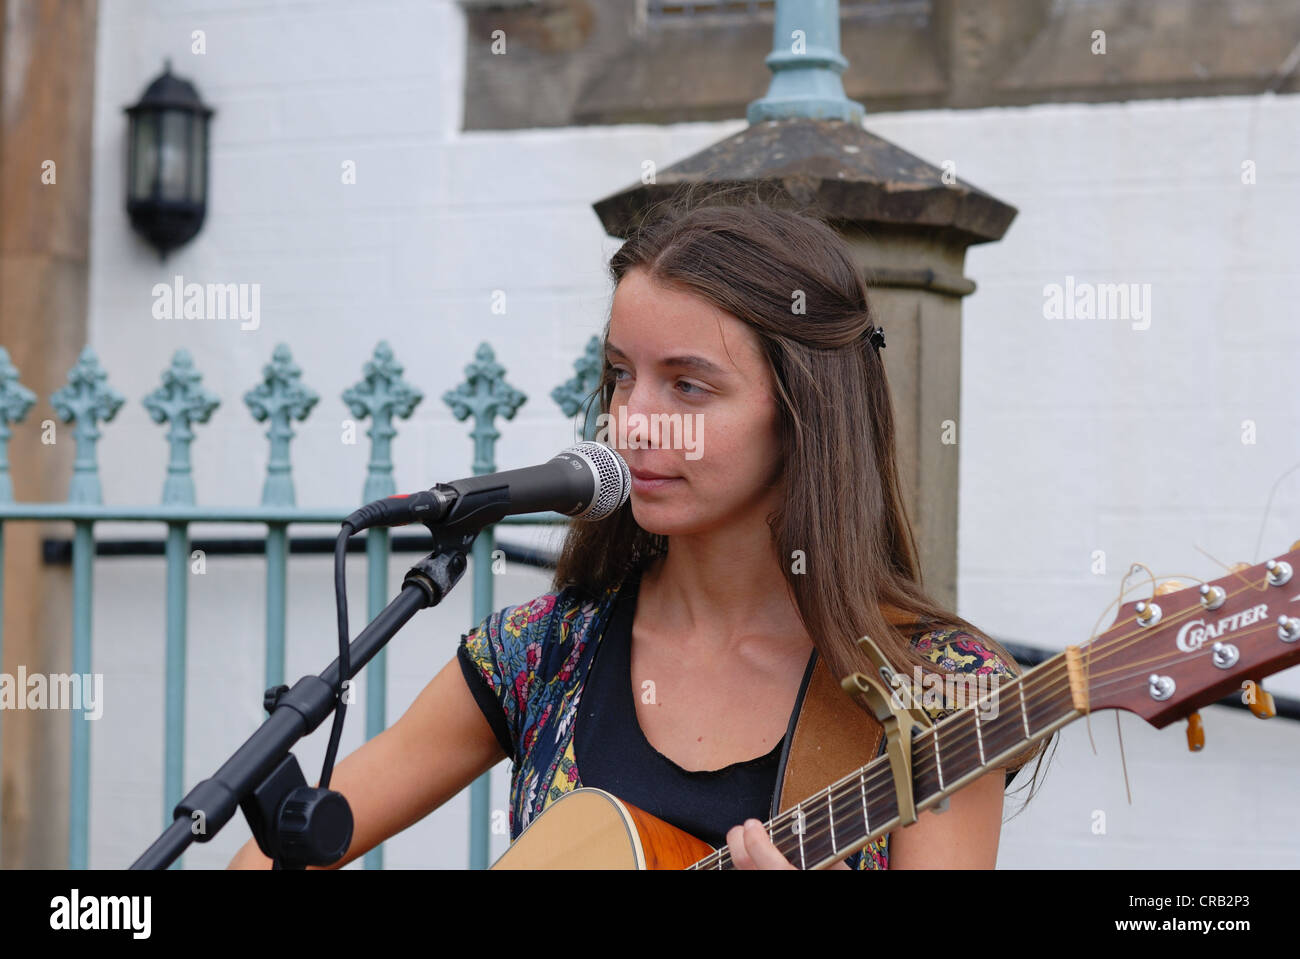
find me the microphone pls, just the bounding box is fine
[343,440,631,533]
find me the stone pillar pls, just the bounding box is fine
[0,0,99,868]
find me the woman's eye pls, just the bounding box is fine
[608,367,703,397]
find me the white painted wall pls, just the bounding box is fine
[70,0,1299,868]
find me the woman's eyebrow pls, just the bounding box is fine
[605,342,730,377]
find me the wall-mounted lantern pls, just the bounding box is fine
[124,60,214,258]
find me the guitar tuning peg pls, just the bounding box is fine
[1155,580,1187,596]
[1246,681,1276,720]
[1185,711,1204,751]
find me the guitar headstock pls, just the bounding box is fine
[1081,542,1300,728]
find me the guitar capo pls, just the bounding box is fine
[840,634,941,827]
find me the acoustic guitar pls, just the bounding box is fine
[490,544,1300,869]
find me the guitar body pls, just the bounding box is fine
[489,788,715,869]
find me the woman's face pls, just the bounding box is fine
[604,266,784,537]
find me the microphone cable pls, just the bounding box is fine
[319,523,354,791]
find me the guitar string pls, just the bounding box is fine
[696,571,1294,868]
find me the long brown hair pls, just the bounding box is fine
[552,182,1052,808]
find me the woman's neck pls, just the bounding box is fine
[637,529,812,659]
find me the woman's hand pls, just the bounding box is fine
[725,819,851,870]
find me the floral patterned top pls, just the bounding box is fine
[456,575,1021,870]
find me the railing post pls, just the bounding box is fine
[49,347,124,868]
[143,349,219,868]
[443,343,525,870]
[245,344,319,690]
[342,341,422,869]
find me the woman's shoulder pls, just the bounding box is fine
[460,579,623,662]
[899,620,1019,728]
[906,619,1019,679]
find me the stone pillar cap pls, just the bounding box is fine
[594,117,1017,248]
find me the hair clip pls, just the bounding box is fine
[867,325,886,353]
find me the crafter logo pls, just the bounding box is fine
[1175,603,1270,653]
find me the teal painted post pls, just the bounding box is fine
[144,350,219,868]
[163,521,187,862]
[264,527,287,686]
[49,347,124,868]
[443,343,525,870]
[245,345,319,688]
[70,522,94,865]
[342,342,422,869]
[0,348,36,860]
[746,0,865,124]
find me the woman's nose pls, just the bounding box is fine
[618,390,662,450]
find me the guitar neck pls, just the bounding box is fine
[683,543,1300,868]
[689,652,1082,869]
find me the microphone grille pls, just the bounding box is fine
[567,441,631,521]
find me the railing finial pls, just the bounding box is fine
[143,349,221,506]
[342,341,424,503]
[245,343,319,507]
[550,335,604,442]
[0,347,37,503]
[50,346,126,505]
[443,342,526,477]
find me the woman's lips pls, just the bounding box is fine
[629,468,681,493]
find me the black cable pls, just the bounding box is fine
[319,523,354,790]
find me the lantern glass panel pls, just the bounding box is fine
[189,117,206,203]
[158,110,190,202]
[130,112,159,200]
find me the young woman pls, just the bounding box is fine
[229,193,1050,871]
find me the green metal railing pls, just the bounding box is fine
[0,336,605,869]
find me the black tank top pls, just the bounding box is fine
[573,570,811,850]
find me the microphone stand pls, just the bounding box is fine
[131,518,481,870]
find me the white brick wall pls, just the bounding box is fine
[71,0,1300,867]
